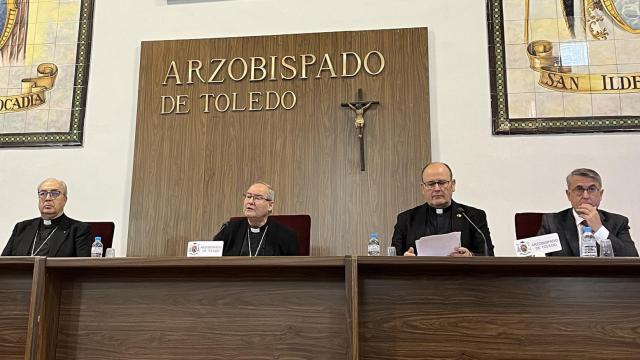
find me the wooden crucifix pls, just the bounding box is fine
[341,88,379,171]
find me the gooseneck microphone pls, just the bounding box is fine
[457,207,489,256]
[213,221,229,240]
[219,221,229,231]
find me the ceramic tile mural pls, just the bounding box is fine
[488,0,640,134]
[0,0,93,147]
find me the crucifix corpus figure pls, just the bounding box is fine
[341,88,379,171]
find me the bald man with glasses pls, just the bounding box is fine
[391,162,494,257]
[2,178,92,257]
[538,168,638,257]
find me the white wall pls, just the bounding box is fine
[1,0,638,256]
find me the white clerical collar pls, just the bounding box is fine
[42,213,64,226]
[250,227,261,233]
[436,208,444,214]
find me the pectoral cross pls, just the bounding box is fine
[341,89,379,171]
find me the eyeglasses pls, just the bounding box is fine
[571,185,600,196]
[422,180,451,190]
[38,190,63,199]
[243,193,272,202]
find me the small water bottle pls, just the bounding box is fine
[367,233,380,256]
[580,227,597,257]
[91,236,103,258]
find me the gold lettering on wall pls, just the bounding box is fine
[250,57,267,81]
[300,54,316,79]
[197,91,298,114]
[342,52,361,77]
[316,54,337,79]
[162,61,182,85]
[208,59,226,83]
[160,94,191,114]
[228,57,248,81]
[281,56,297,80]
[159,50,385,114]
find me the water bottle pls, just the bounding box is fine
[367,233,380,256]
[580,227,597,257]
[91,236,103,258]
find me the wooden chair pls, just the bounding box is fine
[87,221,115,256]
[229,215,311,255]
[514,213,543,240]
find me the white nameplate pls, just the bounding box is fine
[514,233,562,257]
[187,241,223,257]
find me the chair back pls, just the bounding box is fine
[514,213,543,240]
[229,215,311,255]
[87,221,115,256]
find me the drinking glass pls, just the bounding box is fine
[105,248,116,258]
[386,246,397,256]
[599,239,614,257]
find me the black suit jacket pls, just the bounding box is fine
[2,214,92,257]
[213,217,299,256]
[537,208,638,257]
[391,201,494,256]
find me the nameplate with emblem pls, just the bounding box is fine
[186,241,223,257]
[514,233,562,257]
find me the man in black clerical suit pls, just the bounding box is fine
[2,178,92,257]
[213,182,298,256]
[538,168,638,257]
[391,162,494,256]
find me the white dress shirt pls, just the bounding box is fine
[572,209,609,242]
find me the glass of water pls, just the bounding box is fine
[105,248,116,258]
[599,239,614,257]
[386,246,397,256]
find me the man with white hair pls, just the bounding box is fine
[213,182,298,256]
[2,178,92,257]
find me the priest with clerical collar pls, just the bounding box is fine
[213,182,298,256]
[391,162,494,256]
[2,178,92,257]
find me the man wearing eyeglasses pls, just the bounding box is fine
[391,162,494,256]
[538,168,638,257]
[2,178,92,257]
[212,182,298,256]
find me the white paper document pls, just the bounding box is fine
[415,232,461,256]
[514,233,562,257]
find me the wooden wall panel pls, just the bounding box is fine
[129,41,206,256]
[130,28,429,256]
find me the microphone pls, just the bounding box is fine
[457,207,489,256]
[213,221,229,240]
[220,221,229,230]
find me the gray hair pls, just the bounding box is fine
[566,168,602,188]
[254,181,275,201]
[38,178,68,196]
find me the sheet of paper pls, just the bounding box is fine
[415,232,461,256]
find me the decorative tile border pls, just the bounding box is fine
[0,0,93,147]
[487,0,640,135]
